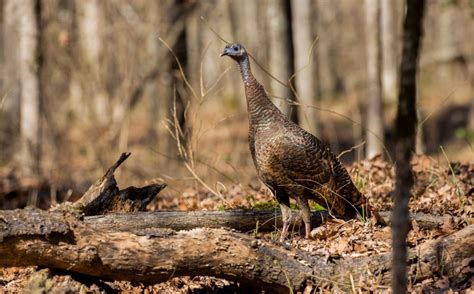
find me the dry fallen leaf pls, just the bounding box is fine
[373,227,391,241]
[354,242,367,253]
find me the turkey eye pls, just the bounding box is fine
[233,47,238,51]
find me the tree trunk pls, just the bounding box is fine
[381,0,398,103]
[1,0,22,164]
[392,1,426,293]
[229,0,263,95]
[75,0,109,126]
[291,0,319,135]
[185,6,202,93]
[210,0,239,100]
[365,0,384,159]
[315,0,342,98]
[437,1,458,81]
[265,0,297,122]
[229,0,261,55]
[168,30,191,161]
[17,0,42,177]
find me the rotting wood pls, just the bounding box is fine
[56,152,166,215]
[0,209,472,292]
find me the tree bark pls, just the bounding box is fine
[392,1,426,293]
[365,0,384,159]
[265,0,297,122]
[230,0,267,88]
[381,0,399,103]
[291,0,320,135]
[436,1,458,81]
[75,0,109,126]
[0,209,472,292]
[1,0,22,163]
[17,0,42,177]
[315,0,340,98]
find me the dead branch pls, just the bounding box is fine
[0,209,472,292]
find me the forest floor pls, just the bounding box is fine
[0,155,473,293]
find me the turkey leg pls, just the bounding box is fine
[296,197,312,238]
[279,204,292,242]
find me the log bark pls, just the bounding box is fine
[0,208,472,292]
[84,210,447,233]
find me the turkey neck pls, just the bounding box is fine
[238,55,281,129]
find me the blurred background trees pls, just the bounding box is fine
[0,0,472,197]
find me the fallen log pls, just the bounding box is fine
[0,209,472,292]
[84,209,448,233]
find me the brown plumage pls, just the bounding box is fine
[222,43,369,241]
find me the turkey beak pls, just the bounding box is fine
[220,46,230,57]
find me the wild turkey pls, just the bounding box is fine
[221,43,370,241]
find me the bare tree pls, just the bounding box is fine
[185,7,202,92]
[75,0,108,126]
[186,1,236,103]
[265,0,297,122]
[392,0,426,293]
[228,0,265,104]
[1,0,22,163]
[381,0,399,102]
[315,0,340,98]
[437,1,458,80]
[13,0,42,176]
[364,0,384,159]
[230,0,261,54]
[291,0,319,135]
